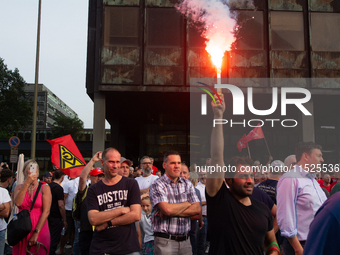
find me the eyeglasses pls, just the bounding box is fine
[142,162,152,165]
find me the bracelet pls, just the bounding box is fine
[266,247,281,255]
[265,242,280,254]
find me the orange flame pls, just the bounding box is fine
[204,24,233,74]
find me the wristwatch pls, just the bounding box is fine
[107,220,112,229]
[34,229,39,233]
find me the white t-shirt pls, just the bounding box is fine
[196,182,207,216]
[60,175,70,188]
[63,177,79,211]
[135,175,158,190]
[139,213,154,243]
[0,187,11,231]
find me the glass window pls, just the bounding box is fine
[231,11,263,50]
[188,23,206,48]
[269,0,305,11]
[271,12,304,51]
[311,13,340,52]
[146,8,183,46]
[104,7,139,46]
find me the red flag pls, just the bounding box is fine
[237,134,248,152]
[47,134,86,178]
[244,124,265,143]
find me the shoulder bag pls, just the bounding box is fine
[7,182,42,246]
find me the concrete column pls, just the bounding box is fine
[92,93,106,158]
[302,100,315,142]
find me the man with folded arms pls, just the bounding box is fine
[149,151,200,255]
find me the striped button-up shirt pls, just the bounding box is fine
[277,165,327,241]
[149,174,200,235]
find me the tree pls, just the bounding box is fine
[0,58,32,139]
[51,113,84,140]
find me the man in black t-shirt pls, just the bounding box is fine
[206,94,279,255]
[87,148,141,255]
[48,169,67,255]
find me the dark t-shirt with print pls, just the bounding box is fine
[49,182,64,219]
[87,177,141,255]
[257,179,278,204]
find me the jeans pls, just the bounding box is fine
[189,220,198,254]
[281,238,306,255]
[197,217,207,255]
[73,220,81,255]
[0,229,5,255]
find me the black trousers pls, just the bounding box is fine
[79,230,93,255]
[48,217,63,255]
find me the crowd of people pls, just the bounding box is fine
[0,96,339,255]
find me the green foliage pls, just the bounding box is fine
[51,113,84,140]
[0,58,32,139]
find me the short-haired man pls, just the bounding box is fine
[0,168,11,254]
[206,94,278,255]
[318,173,335,194]
[136,156,158,195]
[118,157,133,178]
[42,172,52,183]
[277,142,327,255]
[149,151,201,254]
[87,148,141,255]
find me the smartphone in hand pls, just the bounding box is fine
[30,163,37,175]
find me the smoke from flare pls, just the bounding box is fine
[176,0,237,71]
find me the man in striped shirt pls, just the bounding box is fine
[149,151,201,255]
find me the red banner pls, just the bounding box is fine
[47,134,86,178]
[237,134,248,152]
[244,124,265,143]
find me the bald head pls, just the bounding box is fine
[284,155,296,170]
[102,147,120,160]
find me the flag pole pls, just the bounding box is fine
[31,0,42,160]
[247,146,251,159]
[263,136,271,158]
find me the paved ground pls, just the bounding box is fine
[56,245,72,255]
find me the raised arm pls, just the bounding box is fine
[206,94,226,197]
[14,171,36,207]
[79,151,102,192]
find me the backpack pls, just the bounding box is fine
[72,185,88,221]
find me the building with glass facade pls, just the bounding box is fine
[87,0,340,166]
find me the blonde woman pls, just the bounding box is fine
[13,160,51,254]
